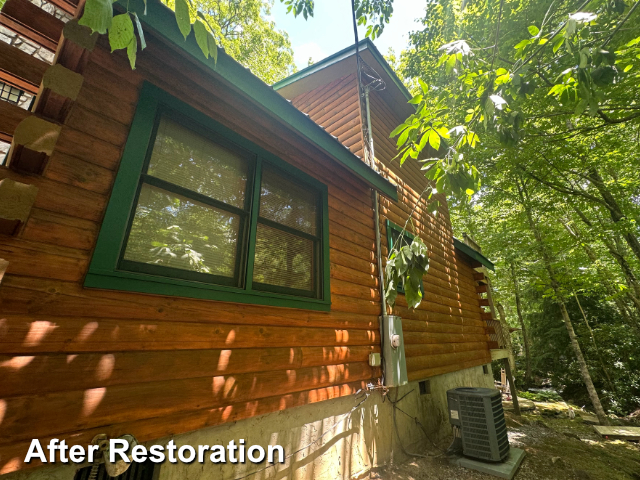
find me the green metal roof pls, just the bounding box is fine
[116,0,398,201]
[273,38,412,102]
[453,238,495,271]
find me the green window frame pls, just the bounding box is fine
[386,219,425,295]
[85,82,331,311]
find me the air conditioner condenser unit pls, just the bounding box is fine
[447,387,510,462]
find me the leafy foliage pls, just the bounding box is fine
[280,0,394,39]
[78,0,296,83]
[392,0,640,415]
[385,230,430,310]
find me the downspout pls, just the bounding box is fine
[364,86,386,317]
[363,86,387,385]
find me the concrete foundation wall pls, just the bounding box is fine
[5,364,493,480]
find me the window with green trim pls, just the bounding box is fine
[386,220,424,295]
[86,83,331,311]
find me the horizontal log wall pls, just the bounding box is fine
[290,68,492,384]
[368,91,492,381]
[0,37,382,474]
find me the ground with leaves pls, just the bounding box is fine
[372,402,640,480]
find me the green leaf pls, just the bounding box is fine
[428,129,441,150]
[126,34,137,69]
[553,35,564,54]
[418,78,429,94]
[109,13,134,51]
[623,64,633,73]
[132,13,146,50]
[528,25,539,36]
[193,19,210,58]
[208,31,218,64]
[408,94,423,105]
[78,0,113,35]
[389,123,408,138]
[514,39,531,50]
[175,0,192,39]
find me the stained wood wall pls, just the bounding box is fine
[0,34,382,474]
[290,73,493,383]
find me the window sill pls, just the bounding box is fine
[84,269,331,312]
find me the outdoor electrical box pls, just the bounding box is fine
[380,315,408,387]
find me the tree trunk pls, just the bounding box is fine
[586,167,640,263]
[509,262,532,387]
[516,177,610,426]
[574,293,616,394]
[558,302,610,425]
[561,219,640,329]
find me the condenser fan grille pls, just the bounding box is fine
[450,387,510,462]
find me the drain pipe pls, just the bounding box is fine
[363,86,387,385]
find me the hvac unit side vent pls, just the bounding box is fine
[447,387,510,462]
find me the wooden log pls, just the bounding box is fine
[55,125,124,171]
[44,151,115,195]
[0,379,368,475]
[21,208,97,250]
[0,92,30,138]
[406,349,490,372]
[0,0,64,51]
[33,64,84,123]
[6,116,61,174]
[0,362,377,444]
[0,167,107,222]
[0,314,379,355]
[56,19,99,74]
[0,40,49,92]
[0,241,88,282]
[1,275,381,331]
[45,0,78,15]
[407,356,490,382]
[0,345,378,397]
[0,178,37,236]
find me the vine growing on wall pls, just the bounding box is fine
[384,216,430,311]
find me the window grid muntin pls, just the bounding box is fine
[118,110,256,288]
[117,107,324,300]
[252,164,322,297]
[0,81,24,105]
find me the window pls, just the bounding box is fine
[0,81,24,105]
[386,220,424,295]
[86,83,330,310]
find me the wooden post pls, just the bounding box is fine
[503,357,521,416]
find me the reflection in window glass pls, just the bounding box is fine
[259,167,317,235]
[123,184,240,277]
[147,117,249,208]
[253,223,313,291]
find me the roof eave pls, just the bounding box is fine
[453,238,495,271]
[114,0,398,201]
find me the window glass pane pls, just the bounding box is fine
[253,223,314,291]
[123,184,240,277]
[259,167,317,235]
[147,116,249,208]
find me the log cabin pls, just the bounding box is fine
[0,0,509,478]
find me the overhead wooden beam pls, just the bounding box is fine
[0,40,49,92]
[56,19,99,74]
[0,178,38,235]
[0,100,30,138]
[33,64,84,122]
[5,116,61,174]
[0,0,65,51]
[44,0,78,15]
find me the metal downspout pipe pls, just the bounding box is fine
[363,86,387,385]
